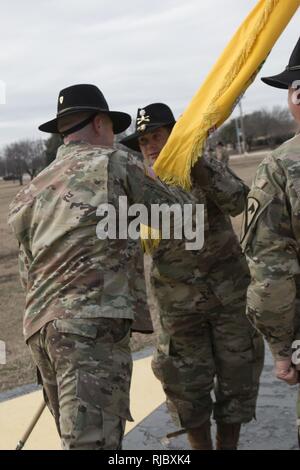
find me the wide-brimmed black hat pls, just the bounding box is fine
[262,37,300,89]
[39,84,131,135]
[120,103,176,151]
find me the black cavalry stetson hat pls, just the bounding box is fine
[39,84,132,134]
[262,36,300,89]
[120,103,176,151]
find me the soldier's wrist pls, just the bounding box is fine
[269,342,293,362]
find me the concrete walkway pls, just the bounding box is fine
[0,350,165,450]
[0,345,298,450]
[124,345,299,450]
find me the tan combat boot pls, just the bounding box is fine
[216,422,241,450]
[187,420,213,450]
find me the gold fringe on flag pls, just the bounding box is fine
[153,0,299,190]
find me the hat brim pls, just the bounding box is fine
[120,121,176,152]
[261,69,300,89]
[39,108,131,135]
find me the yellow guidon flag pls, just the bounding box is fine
[153,0,299,190]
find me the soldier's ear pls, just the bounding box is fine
[93,114,102,135]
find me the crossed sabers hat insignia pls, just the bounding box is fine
[137,109,151,132]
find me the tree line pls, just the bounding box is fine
[0,106,298,185]
[216,106,297,151]
[0,135,62,185]
[0,124,139,185]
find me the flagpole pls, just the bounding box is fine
[235,117,242,155]
[239,100,246,154]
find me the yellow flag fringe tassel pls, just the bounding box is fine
[153,0,299,190]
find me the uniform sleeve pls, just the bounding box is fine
[18,244,30,291]
[109,150,196,208]
[194,156,249,216]
[241,154,300,360]
[108,150,204,251]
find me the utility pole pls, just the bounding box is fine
[235,117,242,154]
[238,100,246,154]
[4,155,8,176]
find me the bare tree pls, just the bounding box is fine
[44,134,63,166]
[22,140,45,179]
[3,139,46,185]
[218,106,295,152]
[3,144,24,185]
[0,158,5,177]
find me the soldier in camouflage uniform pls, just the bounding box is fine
[241,38,300,442]
[8,85,198,450]
[121,103,264,450]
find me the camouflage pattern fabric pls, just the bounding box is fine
[126,153,153,333]
[151,157,264,429]
[128,240,153,334]
[215,147,230,165]
[8,141,197,449]
[298,384,300,447]
[28,317,132,450]
[152,294,264,428]
[8,141,193,341]
[241,135,300,360]
[241,135,300,446]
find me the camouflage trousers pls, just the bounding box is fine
[151,287,264,430]
[28,317,133,450]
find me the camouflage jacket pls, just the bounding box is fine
[215,148,230,165]
[150,157,250,308]
[241,135,300,360]
[8,141,194,341]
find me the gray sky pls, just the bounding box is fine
[0,0,299,148]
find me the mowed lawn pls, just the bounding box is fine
[0,152,266,392]
[0,181,36,391]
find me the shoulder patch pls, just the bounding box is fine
[244,197,260,233]
[256,179,268,190]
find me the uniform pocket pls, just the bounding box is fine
[76,369,133,422]
[114,325,131,350]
